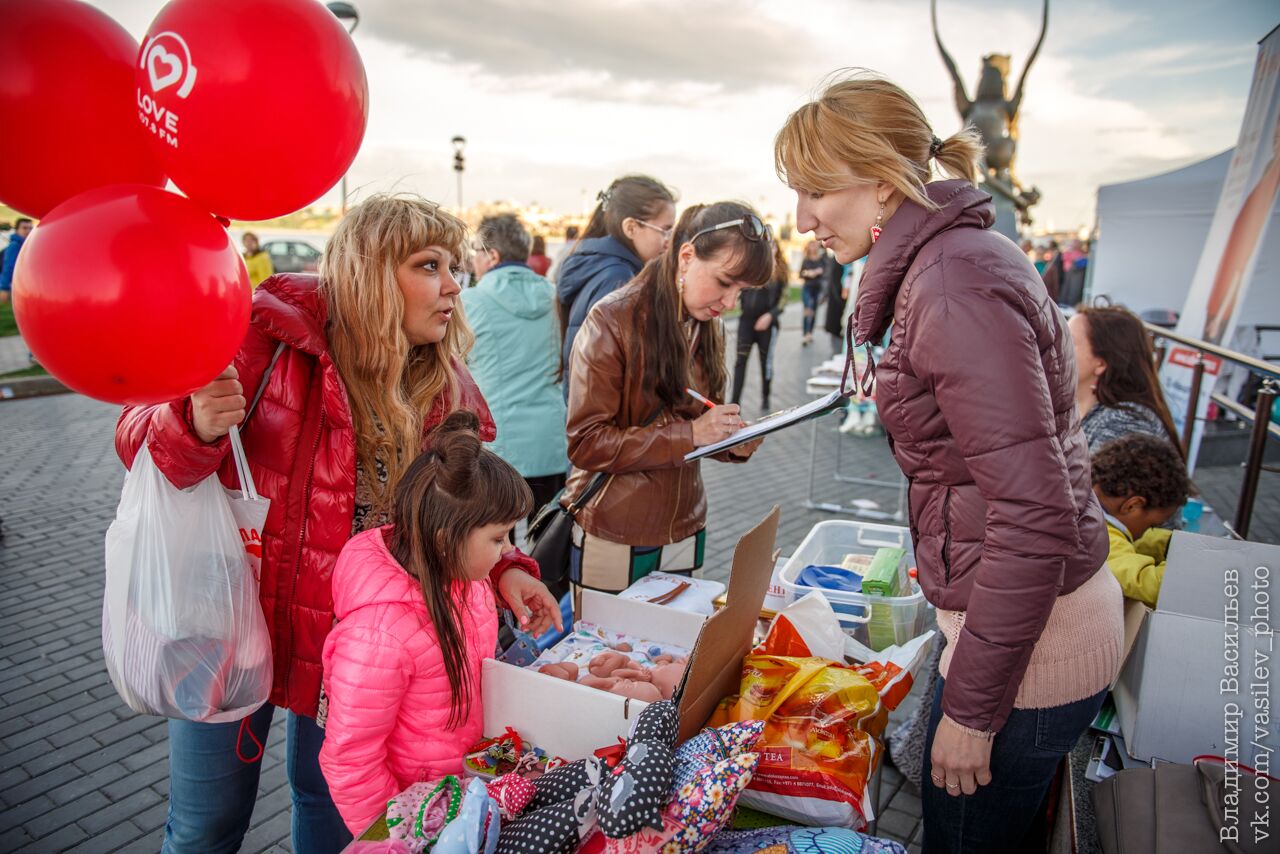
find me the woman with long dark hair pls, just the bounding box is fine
[1068,305,1183,455]
[563,201,774,594]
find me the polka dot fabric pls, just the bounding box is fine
[629,699,679,745]
[486,773,536,821]
[530,758,594,809]
[594,701,681,838]
[595,740,677,838]
[495,788,596,854]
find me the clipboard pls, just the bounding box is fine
[683,389,846,461]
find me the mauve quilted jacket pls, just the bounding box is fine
[852,180,1108,733]
[114,273,496,718]
[318,526,497,835]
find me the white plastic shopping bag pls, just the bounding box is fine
[103,426,271,722]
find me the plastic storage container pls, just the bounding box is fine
[780,520,930,649]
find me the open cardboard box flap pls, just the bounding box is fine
[674,505,780,743]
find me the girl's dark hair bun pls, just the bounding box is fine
[431,410,482,496]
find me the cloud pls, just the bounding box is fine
[360,0,815,95]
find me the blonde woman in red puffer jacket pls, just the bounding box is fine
[115,196,557,854]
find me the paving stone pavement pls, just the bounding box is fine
[1,319,1276,853]
[0,336,31,376]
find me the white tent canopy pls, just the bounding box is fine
[1090,149,1280,324]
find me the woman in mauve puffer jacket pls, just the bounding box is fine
[319,412,547,834]
[776,75,1122,854]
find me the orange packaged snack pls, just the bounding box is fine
[708,653,884,829]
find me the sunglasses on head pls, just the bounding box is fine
[689,214,773,246]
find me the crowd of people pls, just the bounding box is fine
[106,71,1197,854]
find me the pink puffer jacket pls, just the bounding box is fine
[319,526,498,835]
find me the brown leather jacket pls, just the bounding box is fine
[563,282,719,545]
[854,180,1109,734]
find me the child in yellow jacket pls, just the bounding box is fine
[1091,434,1190,607]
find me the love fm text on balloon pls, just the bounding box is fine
[136,91,179,148]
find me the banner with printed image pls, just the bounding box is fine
[1162,27,1280,471]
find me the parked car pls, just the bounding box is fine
[262,239,322,274]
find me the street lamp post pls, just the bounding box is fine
[327,2,360,214]
[452,136,467,211]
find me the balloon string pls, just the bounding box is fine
[236,716,264,764]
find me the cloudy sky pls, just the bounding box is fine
[96,0,1276,230]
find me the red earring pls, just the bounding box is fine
[870,201,885,244]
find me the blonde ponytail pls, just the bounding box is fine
[775,70,986,211]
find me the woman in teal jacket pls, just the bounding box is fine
[463,214,569,517]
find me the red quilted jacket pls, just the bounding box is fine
[852,181,1108,734]
[115,273,498,717]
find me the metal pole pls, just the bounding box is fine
[456,171,463,211]
[1148,331,1166,370]
[341,174,348,216]
[1234,380,1277,540]
[1182,355,1206,457]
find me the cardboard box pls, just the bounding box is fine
[1112,531,1278,764]
[482,506,780,759]
[713,555,789,620]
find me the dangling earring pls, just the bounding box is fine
[870,201,885,244]
[678,275,686,319]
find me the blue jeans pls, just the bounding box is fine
[801,283,822,335]
[163,704,352,854]
[921,678,1105,854]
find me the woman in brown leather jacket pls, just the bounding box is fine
[776,75,1123,853]
[563,201,774,594]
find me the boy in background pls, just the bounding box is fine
[1091,434,1190,606]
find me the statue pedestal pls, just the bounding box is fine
[981,180,1022,242]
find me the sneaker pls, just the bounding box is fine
[838,408,860,434]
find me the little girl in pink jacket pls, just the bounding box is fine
[318,411,561,835]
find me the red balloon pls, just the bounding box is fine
[13,185,251,406]
[136,0,369,221]
[0,0,166,218]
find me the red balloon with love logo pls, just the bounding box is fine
[13,184,251,406]
[0,0,165,218]
[136,0,369,221]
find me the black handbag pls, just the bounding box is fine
[527,405,664,600]
[525,473,609,602]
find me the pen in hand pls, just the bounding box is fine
[685,387,717,409]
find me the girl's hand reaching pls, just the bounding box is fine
[497,569,563,636]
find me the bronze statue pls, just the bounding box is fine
[931,0,1048,228]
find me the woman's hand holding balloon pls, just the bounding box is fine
[191,366,246,443]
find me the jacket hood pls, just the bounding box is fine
[853,180,994,346]
[331,527,426,619]
[253,273,329,356]
[556,236,642,305]
[473,265,554,320]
